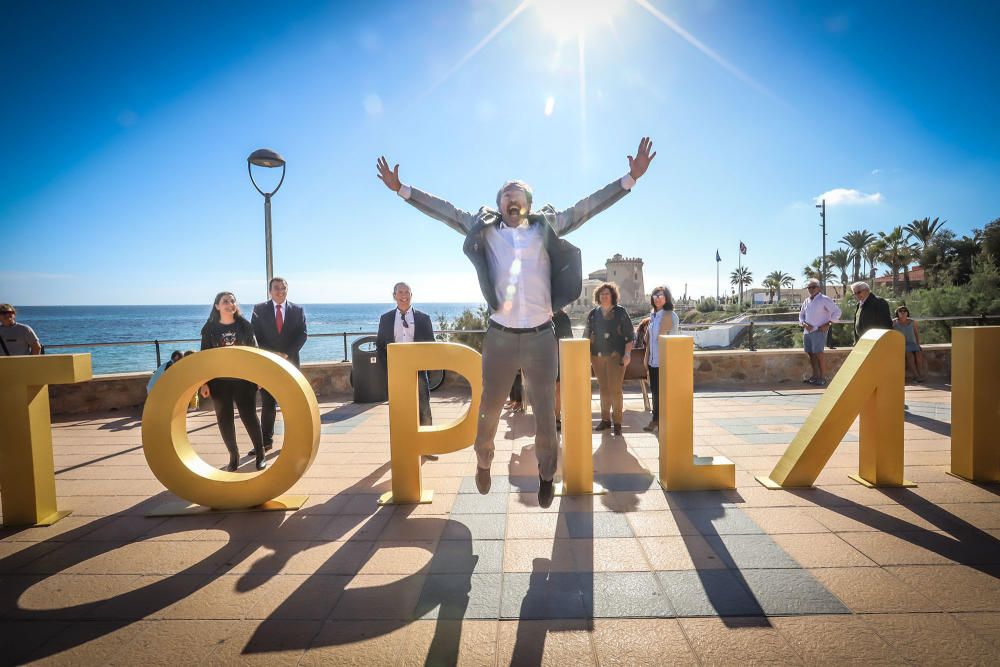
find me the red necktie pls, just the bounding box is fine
[275,304,284,334]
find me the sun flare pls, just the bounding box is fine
[533,0,626,40]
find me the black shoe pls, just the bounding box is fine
[255,454,267,471]
[247,444,273,458]
[537,477,555,508]
[594,420,612,431]
[612,423,622,436]
[475,467,492,495]
[803,377,817,384]
[226,452,239,472]
[643,419,658,432]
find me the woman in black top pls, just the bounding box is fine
[583,282,635,436]
[199,291,267,472]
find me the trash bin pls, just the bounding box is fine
[350,335,387,403]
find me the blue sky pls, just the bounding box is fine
[3,0,998,305]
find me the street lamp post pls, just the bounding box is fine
[816,198,827,292]
[247,148,286,295]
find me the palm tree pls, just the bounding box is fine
[905,217,947,285]
[863,240,884,285]
[761,276,777,303]
[878,226,918,294]
[765,270,794,304]
[840,229,876,282]
[827,248,852,295]
[729,267,753,307]
[904,217,947,254]
[802,257,834,285]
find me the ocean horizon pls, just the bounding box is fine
[16,303,485,374]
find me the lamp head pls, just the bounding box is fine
[248,148,285,168]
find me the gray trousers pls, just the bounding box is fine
[474,325,559,480]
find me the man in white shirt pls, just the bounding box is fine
[798,279,842,385]
[376,282,436,426]
[376,138,656,507]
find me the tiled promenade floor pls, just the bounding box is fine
[2,385,999,665]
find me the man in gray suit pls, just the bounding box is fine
[376,138,655,507]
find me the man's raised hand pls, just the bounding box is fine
[628,137,656,180]
[376,156,402,192]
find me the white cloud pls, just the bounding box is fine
[871,168,881,176]
[814,188,883,206]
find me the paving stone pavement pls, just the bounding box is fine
[1,383,998,665]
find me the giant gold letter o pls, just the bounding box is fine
[141,347,320,509]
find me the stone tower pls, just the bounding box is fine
[604,253,645,310]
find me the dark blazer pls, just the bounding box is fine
[854,294,892,339]
[251,300,308,367]
[376,308,434,367]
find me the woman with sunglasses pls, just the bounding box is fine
[199,291,267,471]
[893,306,926,383]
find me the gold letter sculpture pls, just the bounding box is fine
[557,338,605,495]
[0,354,92,526]
[379,341,482,504]
[659,336,736,490]
[950,326,1000,482]
[141,347,320,513]
[757,328,914,489]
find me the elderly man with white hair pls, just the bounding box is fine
[376,138,656,507]
[851,280,892,339]
[798,279,842,385]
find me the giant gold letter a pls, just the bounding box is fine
[757,328,914,489]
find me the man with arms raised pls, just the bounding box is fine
[375,137,655,507]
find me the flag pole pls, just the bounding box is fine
[737,242,742,307]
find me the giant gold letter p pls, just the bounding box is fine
[380,342,482,504]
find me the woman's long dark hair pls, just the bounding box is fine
[650,285,674,312]
[201,291,253,338]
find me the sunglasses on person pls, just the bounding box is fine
[0,310,14,316]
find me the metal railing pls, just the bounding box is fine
[43,329,490,369]
[37,315,1000,373]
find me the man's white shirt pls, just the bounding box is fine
[394,308,415,343]
[799,293,843,329]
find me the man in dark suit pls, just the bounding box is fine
[251,277,308,453]
[851,281,892,339]
[376,282,435,426]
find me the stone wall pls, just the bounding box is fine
[690,343,950,387]
[47,344,951,415]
